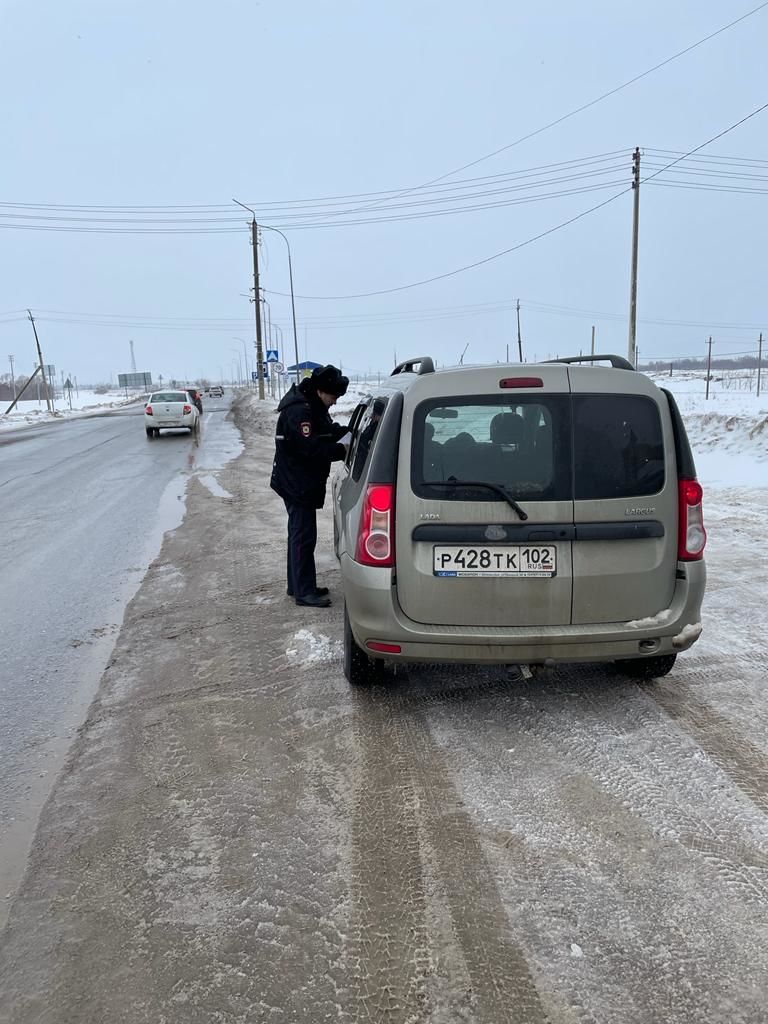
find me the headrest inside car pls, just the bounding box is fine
[490,412,525,445]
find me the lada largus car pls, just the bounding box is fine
[332,354,706,685]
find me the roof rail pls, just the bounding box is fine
[544,353,635,371]
[391,356,435,376]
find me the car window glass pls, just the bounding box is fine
[351,398,387,483]
[343,402,368,469]
[413,396,571,501]
[151,392,187,402]
[573,395,664,499]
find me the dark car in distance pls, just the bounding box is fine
[186,387,203,414]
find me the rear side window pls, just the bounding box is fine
[350,398,388,483]
[412,396,571,501]
[573,395,664,499]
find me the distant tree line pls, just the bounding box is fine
[642,354,763,372]
[0,375,54,403]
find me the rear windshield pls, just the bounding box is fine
[411,393,665,502]
[150,392,187,403]
[412,396,572,501]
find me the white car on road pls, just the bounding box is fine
[144,390,199,438]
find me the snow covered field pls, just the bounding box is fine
[0,388,145,431]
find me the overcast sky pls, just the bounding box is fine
[2,0,767,385]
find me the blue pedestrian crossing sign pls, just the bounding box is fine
[266,349,279,362]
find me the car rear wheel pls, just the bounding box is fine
[617,653,677,679]
[145,428,153,438]
[344,603,384,686]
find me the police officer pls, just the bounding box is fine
[270,365,350,607]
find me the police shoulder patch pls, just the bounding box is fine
[300,421,312,437]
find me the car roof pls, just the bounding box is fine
[356,354,656,404]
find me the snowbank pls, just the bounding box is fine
[0,390,146,432]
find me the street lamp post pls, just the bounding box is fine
[259,223,301,385]
[232,202,301,385]
[233,338,250,386]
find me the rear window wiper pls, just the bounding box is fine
[422,479,528,521]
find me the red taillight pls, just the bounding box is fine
[499,377,543,388]
[183,404,192,414]
[355,483,396,567]
[678,478,706,560]
[145,405,153,415]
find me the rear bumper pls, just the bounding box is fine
[145,416,195,429]
[340,555,706,665]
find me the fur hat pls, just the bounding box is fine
[310,364,349,397]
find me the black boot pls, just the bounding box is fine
[296,593,332,608]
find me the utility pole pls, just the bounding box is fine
[705,337,713,400]
[129,339,137,372]
[628,147,641,366]
[590,325,596,357]
[251,222,265,399]
[516,299,523,361]
[8,354,16,400]
[27,310,53,413]
[757,332,763,397]
[233,200,266,399]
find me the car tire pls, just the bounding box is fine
[344,603,384,686]
[617,653,677,679]
[145,428,153,438]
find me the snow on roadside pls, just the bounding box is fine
[647,371,768,488]
[0,390,146,431]
[286,629,342,663]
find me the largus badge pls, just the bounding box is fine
[300,421,312,437]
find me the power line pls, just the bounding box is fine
[0,156,634,233]
[264,101,768,300]
[293,0,768,226]
[0,150,632,213]
[7,297,764,335]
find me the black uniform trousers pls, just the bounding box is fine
[284,501,318,598]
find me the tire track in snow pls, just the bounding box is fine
[647,679,768,816]
[396,702,551,1024]
[356,672,553,1024]
[346,691,431,1023]
[394,664,768,1023]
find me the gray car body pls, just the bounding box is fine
[332,358,705,670]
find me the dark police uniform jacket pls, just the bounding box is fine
[270,382,348,509]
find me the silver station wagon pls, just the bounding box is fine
[332,355,706,685]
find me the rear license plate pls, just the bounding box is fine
[433,545,557,578]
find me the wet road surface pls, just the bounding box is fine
[0,396,766,1022]
[0,397,241,917]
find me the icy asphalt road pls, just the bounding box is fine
[0,397,242,919]
[1,395,767,1023]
